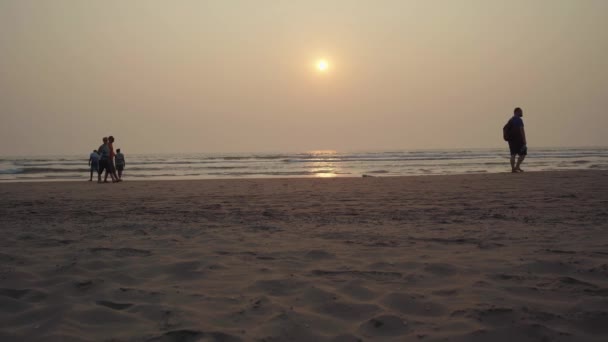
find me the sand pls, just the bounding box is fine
[1,170,608,341]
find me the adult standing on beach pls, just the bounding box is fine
[97,137,114,183]
[504,107,527,172]
[115,148,126,180]
[108,136,121,182]
[88,150,99,181]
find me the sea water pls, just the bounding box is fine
[1,147,607,182]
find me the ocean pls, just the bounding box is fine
[0,147,607,182]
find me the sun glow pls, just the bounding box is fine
[316,59,329,72]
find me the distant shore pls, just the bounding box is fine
[1,170,607,341]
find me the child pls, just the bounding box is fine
[88,150,99,181]
[115,149,126,180]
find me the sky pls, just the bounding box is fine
[1,0,607,156]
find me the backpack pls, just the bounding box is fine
[503,119,513,141]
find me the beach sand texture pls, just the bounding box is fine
[1,171,608,341]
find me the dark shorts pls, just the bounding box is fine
[90,162,99,172]
[509,141,527,156]
[98,160,109,174]
[116,164,124,172]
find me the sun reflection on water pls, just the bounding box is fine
[307,150,340,178]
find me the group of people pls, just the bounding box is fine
[88,136,126,183]
[84,109,526,182]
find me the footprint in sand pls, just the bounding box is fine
[96,300,133,310]
[382,293,447,317]
[359,314,410,337]
[146,329,242,342]
[88,247,152,257]
[0,288,47,302]
[313,301,380,321]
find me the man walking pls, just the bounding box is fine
[108,136,121,182]
[504,107,527,172]
[97,137,115,183]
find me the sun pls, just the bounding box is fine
[316,59,329,72]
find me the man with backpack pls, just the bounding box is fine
[503,107,527,173]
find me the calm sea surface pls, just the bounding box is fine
[1,147,607,182]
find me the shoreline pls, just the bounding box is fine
[0,168,603,185]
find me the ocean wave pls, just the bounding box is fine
[206,170,339,177]
[204,166,249,169]
[282,156,496,163]
[121,173,181,178]
[127,161,219,165]
[0,168,24,175]
[213,155,290,160]
[130,166,251,171]
[14,163,83,167]
[252,155,290,160]
[0,165,257,174]
[14,174,82,180]
[2,167,86,174]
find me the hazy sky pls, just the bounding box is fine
[1,0,607,155]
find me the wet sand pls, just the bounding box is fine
[1,171,608,341]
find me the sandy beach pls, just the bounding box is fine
[1,170,607,341]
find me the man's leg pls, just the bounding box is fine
[90,169,93,181]
[515,155,525,171]
[510,155,516,172]
[112,163,120,182]
[109,163,117,182]
[98,162,105,182]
